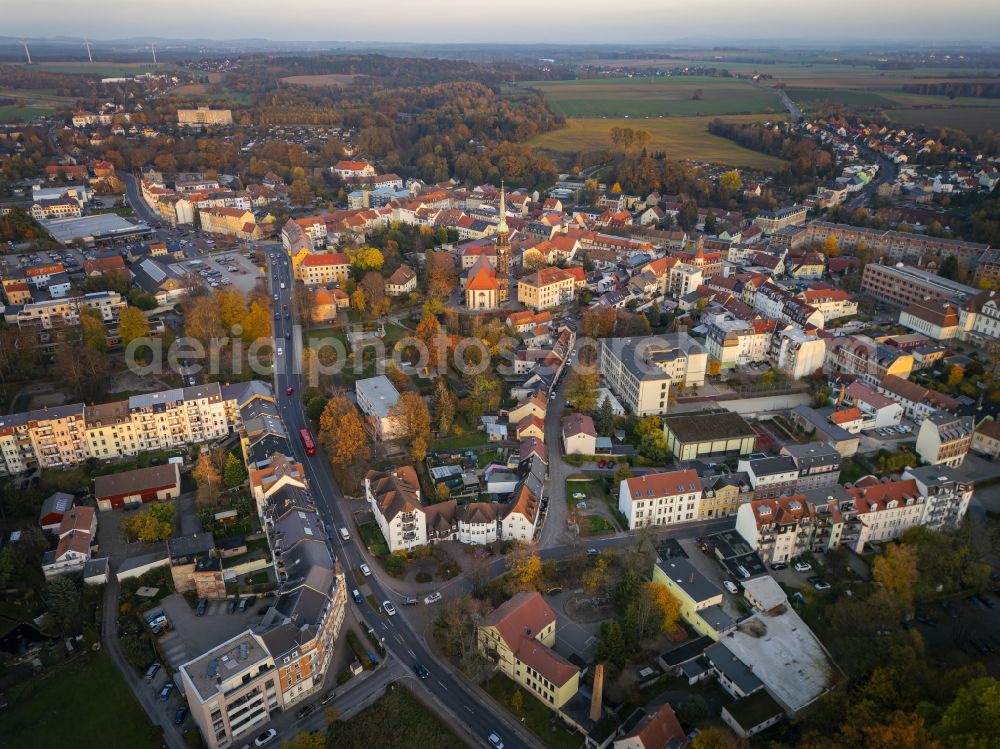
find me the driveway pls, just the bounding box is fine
[158,593,266,668]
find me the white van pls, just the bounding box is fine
[280,282,286,290]
[339,527,351,541]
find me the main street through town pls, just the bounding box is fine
[267,257,542,749]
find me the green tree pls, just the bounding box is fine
[44,575,80,620]
[193,450,222,507]
[510,690,525,715]
[124,503,174,542]
[120,633,154,670]
[223,453,246,487]
[935,676,1000,749]
[595,396,615,435]
[596,618,628,668]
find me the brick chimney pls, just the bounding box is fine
[590,663,604,722]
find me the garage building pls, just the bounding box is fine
[95,463,181,511]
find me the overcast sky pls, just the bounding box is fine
[6,0,1000,43]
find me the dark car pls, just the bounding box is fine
[229,597,240,613]
[320,689,337,706]
[195,599,207,617]
[174,707,188,725]
[770,562,788,571]
[414,663,430,680]
[286,387,294,396]
[295,704,316,720]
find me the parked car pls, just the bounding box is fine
[174,707,188,725]
[351,589,363,604]
[382,600,397,616]
[144,662,162,681]
[254,729,278,747]
[770,562,788,571]
[812,579,832,591]
[723,580,739,594]
[424,592,442,605]
[793,561,812,572]
[360,564,372,577]
[402,597,418,606]
[414,663,430,679]
[572,492,586,500]
[320,689,337,706]
[159,683,174,701]
[195,599,207,617]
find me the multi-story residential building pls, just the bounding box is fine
[754,205,807,234]
[365,466,425,552]
[0,383,235,476]
[861,262,977,308]
[668,262,703,298]
[294,253,350,285]
[177,107,233,126]
[517,267,576,311]
[698,471,753,519]
[966,290,1000,345]
[199,207,262,241]
[599,334,708,417]
[705,319,774,369]
[754,282,825,328]
[796,287,858,322]
[735,496,814,564]
[179,632,280,749]
[878,375,958,422]
[801,221,989,263]
[15,291,126,335]
[31,196,82,220]
[972,419,1000,459]
[780,442,841,491]
[355,376,401,440]
[847,476,927,552]
[827,337,914,385]
[916,410,973,467]
[477,592,580,711]
[618,469,701,530]
[904,464,973,530]
[772,327,826,380]
[738,456,799,499]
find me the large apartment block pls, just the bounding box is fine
[618,469,701,530]
[177,107,233,126]
[861,262,977,308]
[801,221,990,263]
[599,333,708,417]
[0,383,237,475]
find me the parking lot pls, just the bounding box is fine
[172,250,263,296]
[157,592,269,672]
[914,593,1000,678]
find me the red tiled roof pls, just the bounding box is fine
[623,469,700,499]
[301,253,349,268]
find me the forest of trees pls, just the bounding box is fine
[902,80,1000,99]
[707,119,838,193]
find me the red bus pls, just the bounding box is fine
[299,428,316,456]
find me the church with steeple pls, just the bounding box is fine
[495,183,511,304]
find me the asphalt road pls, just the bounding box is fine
[266,255,540,749]
[123,172,161,226]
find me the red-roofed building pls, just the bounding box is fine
[618,469,702,530]
[464,257,499,310]
[84,255,129,278]
[735,495,814,564]
[477,592,580,710]
[614,704,686,749]
[295,253,350,285]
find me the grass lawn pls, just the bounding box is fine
[582,515,613,535]
[567,476,623,528]
[787,86,901,109]
[521,77,783,118]
[483,675,581,749]
[431,431,491,452]
[0,105,51,122]
[0,652,162,749]
[358,522,390,558]
[530,115,787,170]
[839,457,870,485]
[329,685,464,749]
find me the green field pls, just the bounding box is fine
[0,105,51,122]
[786,87,902,109]
[0,652,162,749]
[886,106,1000,135]
[530,115,787,170]
[522,77,782,117]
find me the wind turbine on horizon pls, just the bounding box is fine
[84,40,93,63]
[22,40,32,65]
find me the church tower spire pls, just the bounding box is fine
[496,180,510,304]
